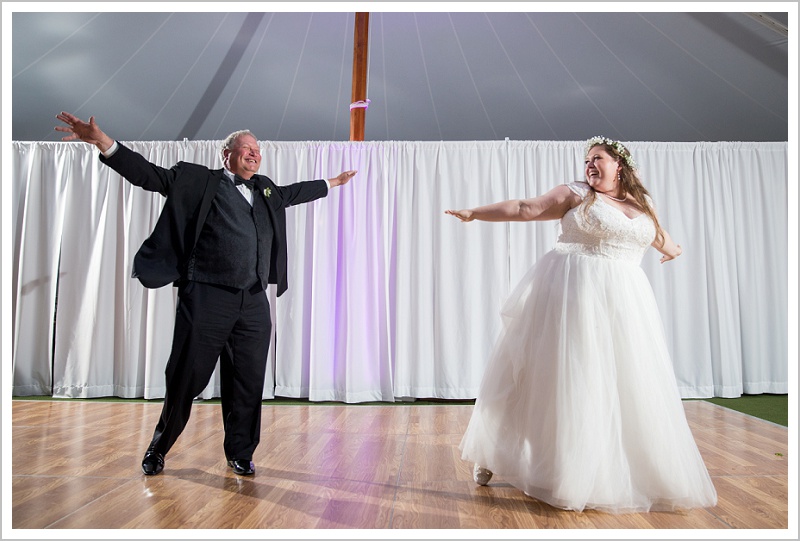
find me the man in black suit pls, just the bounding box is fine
[55,112,356,476]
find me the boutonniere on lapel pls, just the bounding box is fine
[263,187,272,198]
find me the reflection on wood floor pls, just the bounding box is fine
[9,399,790,532]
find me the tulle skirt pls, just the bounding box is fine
[460,249,718,514]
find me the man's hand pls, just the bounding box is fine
[328,170,357,187]
[55,112,115,152]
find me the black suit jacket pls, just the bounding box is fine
[100,142,328,296]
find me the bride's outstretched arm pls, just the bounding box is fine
[445,184,577,223]
[654,228,682,263]
[647,202,682,263]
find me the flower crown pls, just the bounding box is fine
[585,136,637,170]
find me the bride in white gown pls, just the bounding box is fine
[445,137,717,514]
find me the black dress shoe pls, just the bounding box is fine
[227,458,255,476]
[141,451,164,476]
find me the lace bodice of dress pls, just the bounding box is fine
[555,182,656,264]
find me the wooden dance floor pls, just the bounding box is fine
[9,399,790,532]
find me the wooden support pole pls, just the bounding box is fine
[350,12,370,141]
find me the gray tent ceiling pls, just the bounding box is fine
[10,9,790,143]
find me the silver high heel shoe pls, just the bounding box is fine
[473,463,493,486]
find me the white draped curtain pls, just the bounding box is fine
[11,140,788,401]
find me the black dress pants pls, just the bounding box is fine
[147,281,271,461]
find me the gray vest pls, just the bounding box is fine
[187,180,272,290]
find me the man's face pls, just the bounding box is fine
[225,134,261,178]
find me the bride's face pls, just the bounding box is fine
[584,146,621,191]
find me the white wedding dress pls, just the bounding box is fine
[460,181,717,514]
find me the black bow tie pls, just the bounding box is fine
[234,175,255,190]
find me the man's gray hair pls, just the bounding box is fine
[220,130,257,164]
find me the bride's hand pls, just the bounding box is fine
[445,209,474,222]
[660,244,682,263]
